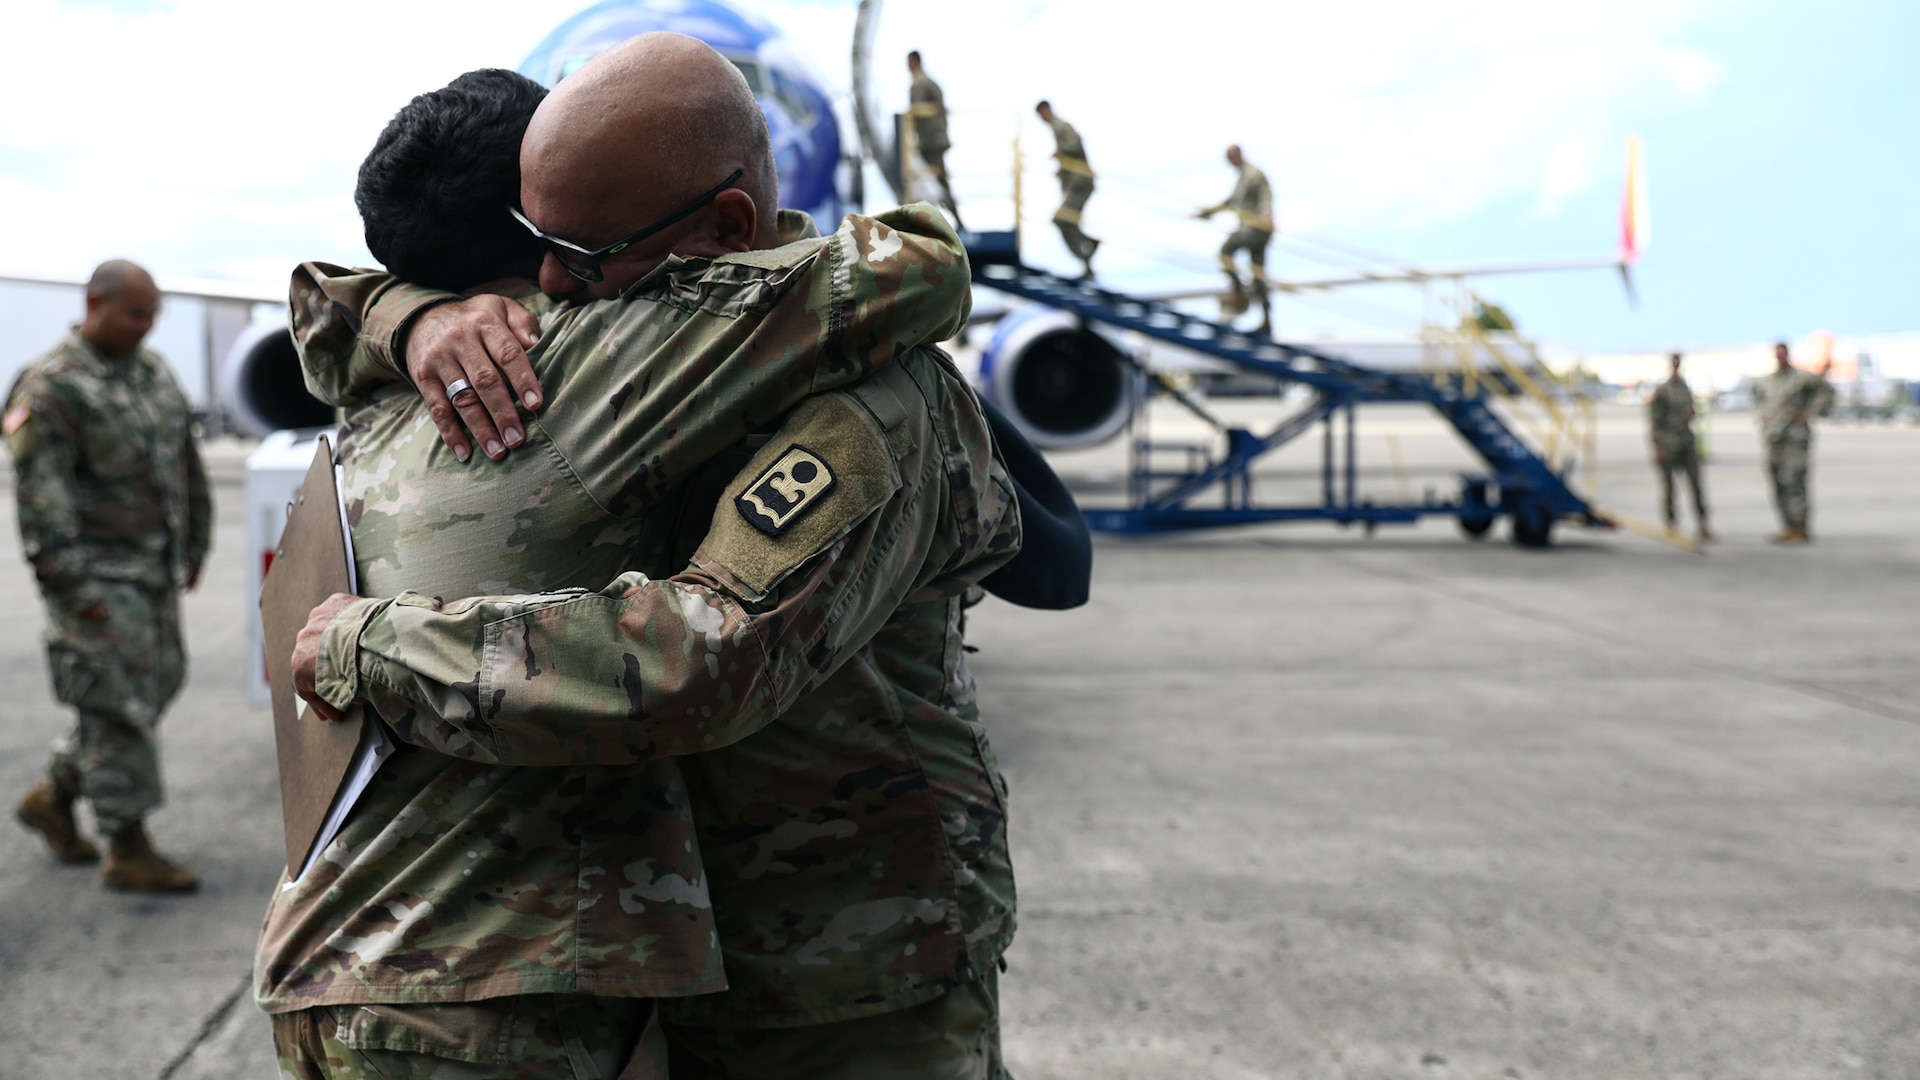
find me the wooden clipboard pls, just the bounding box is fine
[258,435,366,874]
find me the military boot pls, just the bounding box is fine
[16,776,99,863]
[102,822,198,893]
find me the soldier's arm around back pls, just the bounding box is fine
[308,352,1019,766]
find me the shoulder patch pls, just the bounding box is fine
[736,444,836,537]
[698,392,907,599]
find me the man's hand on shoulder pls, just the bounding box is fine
[404,296,546,462]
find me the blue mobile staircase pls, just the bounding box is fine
[967,245,1611,546]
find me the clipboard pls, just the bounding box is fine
[258,434,369,875]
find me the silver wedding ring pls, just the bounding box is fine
[445,378,474,400]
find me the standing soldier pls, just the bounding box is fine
[1648,351,1711,540]
[1035,100,1100,279]
[7,259,209,892]
[905,49,962,228]
[1752,341,1835,545]
[1196,143,1276,335]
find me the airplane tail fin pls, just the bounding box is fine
[1617,134,1649,307]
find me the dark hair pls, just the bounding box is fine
[1034,100,1051,112]
[355,69,548,290]
[907,50,922,64]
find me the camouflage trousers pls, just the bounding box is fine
[666,968,1009,1080]
[1657,445,1707,527]
[271,996,661,1080]
[42,581,183,834]
[1052,175,1098,261]
[1765,434,1811,530]
[1219,227,1272,302]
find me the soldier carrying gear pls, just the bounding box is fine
[1036,100,1100,280]
[1753,341,1836,545]
[7,259,209,893]
[906,49,963,229]
[1648,351,1712,541]
[1196,143,1276,335]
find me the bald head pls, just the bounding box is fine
[520,32,777,298]
[86,259,154,302]
[81,259,159,357]
[1225,144,1244,167]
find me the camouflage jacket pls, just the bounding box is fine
[309,332,1023,1024]
[257,206,971,1014]
[1753,366,1832,444]
[1047,116,1094,179]
[4,331,211,610]
[1208,162,1274,231]
[909,72,950,155]
[1647,375,1696,455]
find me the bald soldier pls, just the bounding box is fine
[8,260,209,893]
[1196,144,1276,336]
[290,34,1022,1079]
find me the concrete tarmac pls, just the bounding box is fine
[1,403,1916,1078]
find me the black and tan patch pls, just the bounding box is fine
[735,444,837,537]
[699,392,904,599]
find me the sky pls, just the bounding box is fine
[1,0,1914,357]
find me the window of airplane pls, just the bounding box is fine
[728,57,765,94]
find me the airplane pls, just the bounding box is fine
[6,0,1643,458]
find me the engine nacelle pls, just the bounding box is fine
[217,319,334,438]
[977,306,1137,450]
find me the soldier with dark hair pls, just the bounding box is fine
[354,68,549,289]
[8,259,209,893]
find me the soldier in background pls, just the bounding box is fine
[1648,351,1711,541]
[7,259,209,893]
[1196,143,1275,335]
[1035,100,1100,280]
[1752,341,1835,544]
[906,49,963,229]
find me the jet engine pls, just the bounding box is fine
[217,320,334,437]
[976,306,1138,451]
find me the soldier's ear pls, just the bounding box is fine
[708,190,758,254]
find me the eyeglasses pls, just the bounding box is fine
[509,168,745,283]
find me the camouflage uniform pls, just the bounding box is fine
[1203,161,1275,318]
[908,72,951,173]
[259,209,966,1033]
[1647,374,1707,529]
[272,996,659,1080]
[304,207,1021,1068]
[1044,115,1099,265]
[909,70,962,227]
[1752,366,1834,534]
[4,331,210,836]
